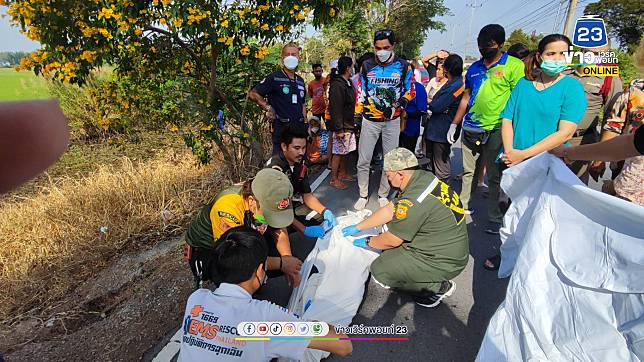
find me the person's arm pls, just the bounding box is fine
[328,81,344,131]
[302,192,326,214]
[397,64,415,106]
[552,132,639,161]
[273,227,292,256]
[368,231,404,250]
[307,325,352,356]
[0,100,70,193]
[501,118,515,154]
[429,83,463,114]
[451,88,470,125]
[504,120,577,167]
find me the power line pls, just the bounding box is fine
[490,0,534,24]
[510,1,566,32]
[505,0,560,30]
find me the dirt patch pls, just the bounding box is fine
[1,237,193,361]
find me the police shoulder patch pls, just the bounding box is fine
[218,211,241,224]
[395,204,409,220]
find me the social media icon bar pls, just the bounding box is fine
[237,321,329,337]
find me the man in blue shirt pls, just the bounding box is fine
[400,80,427,153]
[250,43,307,155]
[354,29,416,210]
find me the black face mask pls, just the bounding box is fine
[479,47,499,60]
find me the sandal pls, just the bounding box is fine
[483,254,501,271]
[330,180,348,190]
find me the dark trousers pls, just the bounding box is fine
[399,133,419,153]
[425,140,452,182]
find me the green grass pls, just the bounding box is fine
[0,68,50,101]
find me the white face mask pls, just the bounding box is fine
[376,50,393,63]
[283,55,299,70]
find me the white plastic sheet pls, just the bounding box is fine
[477,153,644,362]
[285,210,379,362]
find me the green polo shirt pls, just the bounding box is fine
[463,52,525,131]
[386,170,469,274]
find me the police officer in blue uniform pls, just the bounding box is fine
[249,42,307,155]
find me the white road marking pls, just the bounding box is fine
[152,168,331,361]
[310,168,330,192]
[152,328,182,362]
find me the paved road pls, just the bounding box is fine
[318,141,508,362]
[149,140,606,362]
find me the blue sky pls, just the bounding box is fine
[1,0,592,54]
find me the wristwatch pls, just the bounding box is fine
[365,236,372,248]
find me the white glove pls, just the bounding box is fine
[447,123,458,144]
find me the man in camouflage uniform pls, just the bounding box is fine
[342,148,469,308]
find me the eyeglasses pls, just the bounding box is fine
[374,29,394,41]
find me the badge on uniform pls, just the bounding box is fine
[395,204,409,220]
[282,85,290,94]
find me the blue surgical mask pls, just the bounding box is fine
[540,59,568,76]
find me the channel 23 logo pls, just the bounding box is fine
[572,15,608,48]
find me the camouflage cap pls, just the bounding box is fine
[251,168,294,228]
[383,147,419,172]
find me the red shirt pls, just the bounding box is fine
[307,78,327,115]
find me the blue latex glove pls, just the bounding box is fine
[353,237,369,249]
[304,225,327,238]
[342,225,361,237]
[323,209,337,228]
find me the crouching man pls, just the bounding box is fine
[342,148,469,307]
[179,226,352,361]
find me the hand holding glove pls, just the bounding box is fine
[447,123,459,144]
[352,237,369,249]
[304,225,327,238]
[323,209,337,228]
[342,224,361,237]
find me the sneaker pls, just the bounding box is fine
[378,197,389,207]
[413,281,456,308]
[354,197,368,211]
[485,222,501,235]
[464,208,475,215]
[371,275,391,290]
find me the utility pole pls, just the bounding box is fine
[562,0,578,37]
[450,24,456,49]
[553,0,565,33]
[464,0,483,59]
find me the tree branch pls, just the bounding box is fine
[145,26,203,81]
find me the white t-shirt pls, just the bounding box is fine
[179,284,309,362]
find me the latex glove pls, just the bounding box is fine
[323,209,337,228]
[304,225,327,238]
[447,123,458,144]
[353,237,369,249]
[342,224,361,237]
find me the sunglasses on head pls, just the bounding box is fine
[374,29,394,41]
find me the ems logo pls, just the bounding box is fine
[494,70,505,78]
[190,305,203,317]
[277,198,290,210]
[395,204,408,220]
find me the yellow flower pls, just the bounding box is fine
[159,18,167,25]
[169,124,179,132]
[173,19,183,27]
[217,37,226,43]
[221,19,228,28]
[275,25,284,32]
[329,8,336,17]
[225,37,233,46]
[260,24,269,31]
[200,124,214,131]
[240,45,250,56]
[294,5,300,10]
[134,28,142,36]
[236,9,246,18]
[80,50,96,62]
[296,12,305,21]
[258,5,269,11]
[250,17,258,26]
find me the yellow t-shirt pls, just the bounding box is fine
[209,193,249,240]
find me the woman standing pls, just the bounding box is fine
[424,54,465,183]
[484,34,587,271]
[328,56,357,190]
[416,60,449,158]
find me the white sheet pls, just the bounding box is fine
[285,210,379,362]
[477,153,644,362]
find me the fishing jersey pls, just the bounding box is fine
[356,56,415,122]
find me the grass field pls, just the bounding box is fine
[0,68,50,101]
